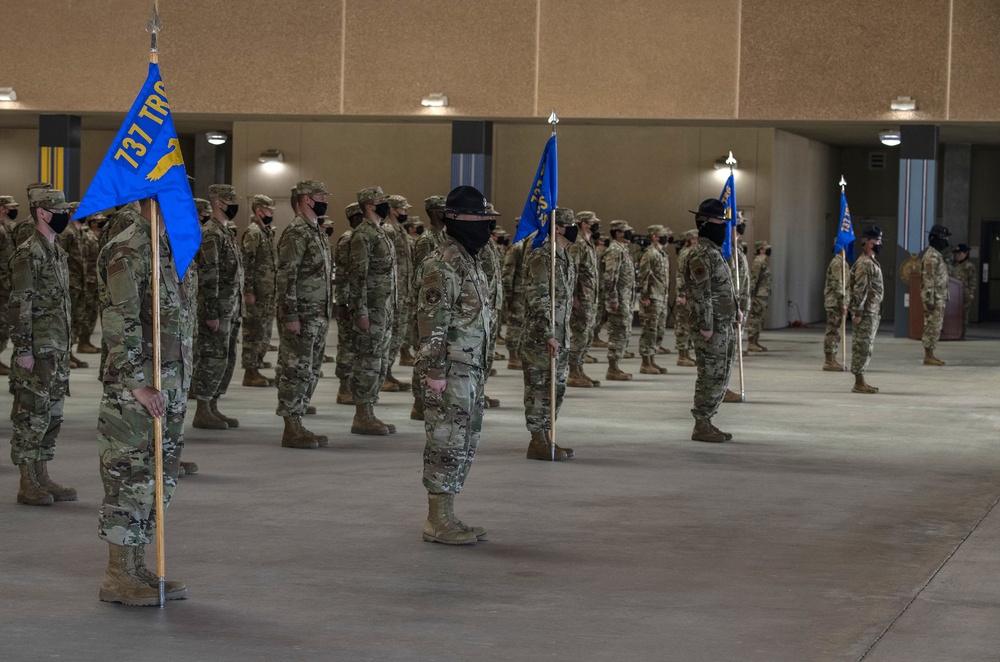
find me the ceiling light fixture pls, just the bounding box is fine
[421,92,449,108]
[890,96,917,111]
[879,130,901,147]
[206,131,228,146]
[0,87,17,101]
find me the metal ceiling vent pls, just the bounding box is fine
[868,151,887,170]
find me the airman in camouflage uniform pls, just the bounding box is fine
[11,183,53,249]
[921,225,951,365]
[949,242,976,339]
[501,228,535,370]
[567,211,602,388]
[334,203,363,406]
[638,224,671,375]
[409,195,447,421]
[60,208,95,366]
[480,208,504,409]
[521,209,577,461]
[417,186,493,545]
[382,195,413,392]
[685,199,738,443]
[723,226,751,402]
[240,194,278,388]
[746,240,772,351]
[8,189,76,505]
[349,186,398,435]
[849,226,884,394]
[0,195,21,375]
[674,229,698,367]
[80,214,104,357]
[603,219,636,381]
[96,200,195,605]
[823,249,852,370]
[274,181,333,449]
[191,184,244,430]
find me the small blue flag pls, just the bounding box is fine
[719,174,737,260]
[513,134,558,249]
[833,191,855,264]
[74,62,201,278]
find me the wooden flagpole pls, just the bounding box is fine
[548,110,559,461]
[727,152,745,401]
[840,176,848,372]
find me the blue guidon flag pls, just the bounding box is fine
[833,190,855,264]
[513,134,558,249]
[719,173,737,260]
[74,62,201,278]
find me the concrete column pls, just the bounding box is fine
[450,121,493,199]
[38,115,81,200]
[942,143,971,245]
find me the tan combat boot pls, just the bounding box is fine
[710,421,734,441]
[605,358,632,381]
[823,352,843,371]
[0,359,10,376]
[582,367,601,387]
[70,353,89,369]
[336,380,355,405]
[423,493,478,545]
[371,406,397,433]
[281,416,319,449]
[923,348,945,366]
[623,350,636,359]
[209,399,239,428]
[584,354,598,364]
[676,350,696,367]
[747,337,767,352]
[17,463,53,506]
[301,420,330,447]
[242,368,270,387]
[691,419,727,443]
[640,355,659,375]
[98,543,161,606]
[399,347,415,367]
[591,335,609,348]
[484,395,500,408]
[566,365,593,388]
[35,460,77,501]
[507,355,523,370]
[723,389,742,403]
[77,336,100,354]
[410,398,424,421]
[852,373,879,394]
[443,494,487,540]
[131,545,187,600]
[385,367,410,392]
[526,430,568,461]
[352,404,390,436]
[192,400,227,429]
[179,461,198,476]
[656,346,672,355]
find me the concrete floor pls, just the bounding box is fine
[1,324,998,661]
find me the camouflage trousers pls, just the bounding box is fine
[674,301,693,353]
[521,344,569,433]
[605,305,633,361]
[389,298,411,360]
[97,385,184,547]
[505,298,526,358]
[568,301,597,367]
[9,351,69,465]
[350,310,393,405]
[824,306,846,355]
[850,312,880,375]
[639,299,667,357]
[0,288,9,352]
[192,316,240,401]
[241,298,275,369]
[922,303,944,350]
[691,322,735,421]
[335,313,355,381]
[69,283,87,341]
[962,301,972,338]
[79,287,100,341]
[276,311,328,417]
[485,309,501,378]
[745,297,768,339]
[423,361,485,494]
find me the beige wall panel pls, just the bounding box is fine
[949,0,1000,120]
[342,0,537,117]
[538,0,739,119]
[80,130,120,203]
[0,130,39,196]
[739,0,950,121]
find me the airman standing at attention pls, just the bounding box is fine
[0,195,21,375]
[399,217,424,367]
[59,204,92,368]
[382,195,413,392]
[191,184,244,430]
[638,224,671,376]
[334,203,363,406]
[274,181,333,449]
[11,183,53,248]
[949,242,976,339]
[674,229,699,367]
[567,211,601,388]
[822,246,852,371]
[240,194,278,388]
[921,225,952,365]
[349,186,398,435]
[746,240,772,352]
[479,207,504,409]
[602,220,636,381]
[849,226,884,394]
[79,214,104,359]
[501,229,534,371]
[409,196,447,421]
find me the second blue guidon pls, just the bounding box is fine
[74,62,201,278]
[833,191,855,264]
[514,134,558,249]
[719,173,737,260]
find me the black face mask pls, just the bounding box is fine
[311,201,329,217]
[736,223,746,236]
[97,221,107,230]
[562,225,579,243]
[489,218,497,232]
[325,226,334,236]
[261,214,273,226]
[443,217,492,255]
[374,202,390,219]
[699,222,727,247]
[667,235,676,244]
[741,245,748,255]
[929,235,949,251]
[765,248,772,257]
[871,244,882,255]
[675,244,682,254]
[6,209,17,221]
[223,204,239,220]
[47,211,71,234]
[199,214,210,225]
[591,230,600,241]
[415,226,425,235]
[496,236,506,245]
[623,230,633,241]
[397,214,408,223]
[657,235,669,245]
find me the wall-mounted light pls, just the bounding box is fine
[258,149,284,163]
[206,131,228,146]
[713,156,737,170]
[0,87,17,101]
[890,96,917,111]
[879,130,901,147]
[421,93,449,108]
